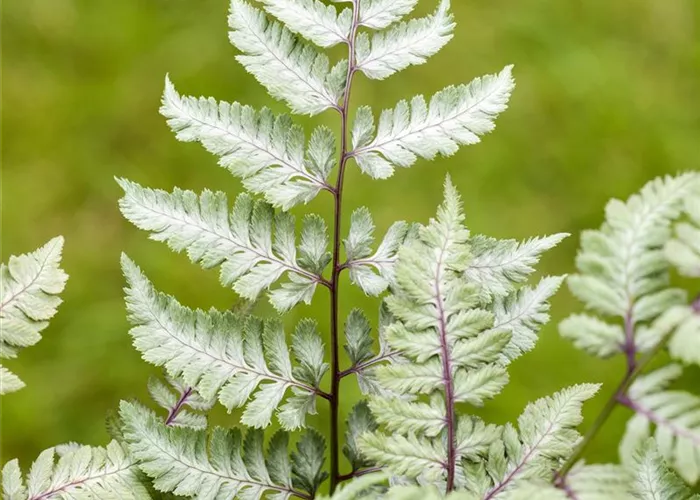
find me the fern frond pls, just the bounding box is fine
[160,78,334,209]
[665,192,700,277]
[630,438,699,500]
[355,0,454,80]
[359,179,515,487]
[465,233,568,298]
[228,0,345,115]
[620,367,700,484]
[1,441,148,500]
[344,208,414,295]
[120,401,323,500]
[567,174,696,320]
[118,180,328,312]
[481,384,600,498]
[351,66,514,179]
[0,237,68,395]
[357,0,419,30]
[122,257,328,430]
[259,0,352,48]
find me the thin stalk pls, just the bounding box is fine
[165,386,193,426]
[328,2,361,493]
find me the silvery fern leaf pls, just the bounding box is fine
[357,0,419,30]
[120,401,323,500]
[118,180,328,312]
[355,0,454,80]
[665,194,700,278]
[148,376,214,430]
[480,384,600,498]
[563,462,634,500]
[619,366,700,484]
[630,438,699,500]
[490,275,565,363]
[632,304,700,366]
[566,174,697,321]
[344,207,414,295]
[465,233,568,298]
[0,237,68,395]
[122,257,329,430]
[160,78,334,209]
[360,179,513,487]
[351,66,514,179]
[315,472,388,500]
[228,0,345,116]
[1,441,148,500]
[559,314,626,358]
[259,0,352,48]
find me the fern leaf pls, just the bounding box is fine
[357,0,419,30]
[228,0,345,116]
[0,237,68,395]
[351,66,514,179]
[259,0,352,48]
[483,384,600,497]
[357,433,446,482]
[355,0,454,80]
[559,314,625,358]
[344,208,414,295]
[1,441,148,500]
[630,438,699,500]
[122,257,327,430]
[621,367,700,484]
[567,174,697,321]
[120,401,317,500]
[160,78,334,209]
[490,276,565,363]
[465,233,568,298]
[665,193,700,278]
[118,181,327,312]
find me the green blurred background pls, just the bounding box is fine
[2,0,699,472]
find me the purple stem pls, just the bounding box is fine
[433,243,457,491]
[328,2,361,493]
[337,466,383,482]
[165,387,193,426]
[618,394,700,446]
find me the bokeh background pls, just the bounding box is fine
[2,0,699,474]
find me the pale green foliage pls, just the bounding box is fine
[355,0,454,80]
[351,66,514,179]
[344,208,415,295]
[464,384,600,498]
[358,179,576,491]
[147,376,214,430]
[259,0,352,48]
[629,439,699,500]
[122,256,328,430]
[465,233,568,299]
[0,237,68,395]
[620,366,700,484]
[1,441,148,500]
[357,0,419,30]
[228,0,346,116]
[665,193,700,277]
[120,401,326,500]
[343,402,378,472]
[118,180,329,312]
[565,463,633,500]
[562,174,698,354]
[160,77,335,209]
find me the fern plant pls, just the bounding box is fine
[554,173,700,497]
[0,237,68,395]
[3,1,700,500]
